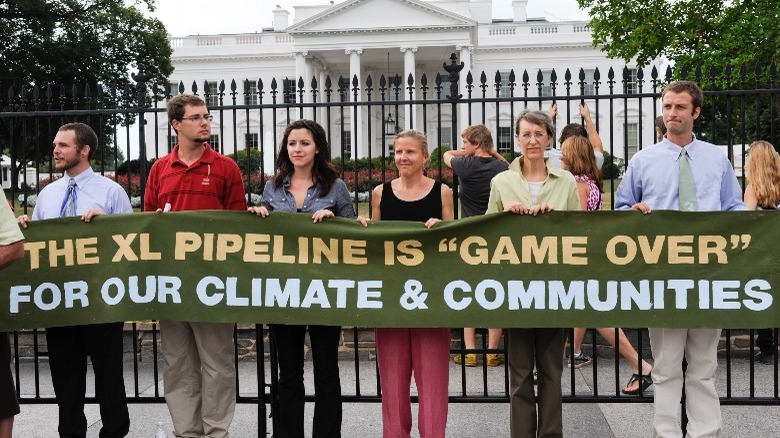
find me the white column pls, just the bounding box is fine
[400,46,417,130]
[304,54,315,119]
[346,49,363,158]
[293,50,308,103]
[318,66,328,126]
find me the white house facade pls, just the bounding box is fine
[148,0,665,165]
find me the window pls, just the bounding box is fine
[539,70,554,98]
[245,133,259,150]
[387,143,394,156]
[168,135,178,150]
[626,123,639,159]
[205,81,220,106]
[341,130,352,160]
[245,81,258,105]
[168,82,181,98]
[581,69,596,96]
[439,127,452,148]
[209,134,220,151]
[498,71,512,98]
[283,78,297,104]
[497,126,513,154]
[625,69,638,94]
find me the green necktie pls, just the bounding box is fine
[679,148,698,211]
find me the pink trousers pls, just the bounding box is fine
[375,328,451,438]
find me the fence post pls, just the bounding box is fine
[132,65,152,206]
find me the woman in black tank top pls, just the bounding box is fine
[370,130,453,438]
[744,140,779,365]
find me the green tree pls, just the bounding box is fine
[578,0,779,70]
[0,0,173,187]
[579,0,779,146]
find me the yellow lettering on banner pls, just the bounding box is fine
[384,241,395,265]
[606,235,637,265]
[492,236,521,264]
[342,239,368,265]
[175,232,202,260]
[273,235,295,264]
[244,234,270,262]
[215,233,243,261]
[48,239,75,267]
[312,238,337,264]
[668,235,694,264]
[75,237,99,265]
[397,240,423,266]
[699,235,728,264]
[140,233,162,261]
[561,236,588,265]
[637,236,665,264]
[460,236,488,265]
[112,233,139,262]
[24,241,47,270]
[521,236,557,264]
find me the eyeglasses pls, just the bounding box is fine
[181,114,213,123]
[518,132,547,140]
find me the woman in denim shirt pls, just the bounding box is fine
[249,119,357,438]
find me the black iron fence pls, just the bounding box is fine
[2,55,779,436]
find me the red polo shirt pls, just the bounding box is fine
[144,144,247,212]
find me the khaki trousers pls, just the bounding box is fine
[161,321,236,438]
[649,328,722,438]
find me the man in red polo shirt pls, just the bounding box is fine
[144,94,247,438]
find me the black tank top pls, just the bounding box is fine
[379,180,443,222]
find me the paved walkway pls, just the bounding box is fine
[11,348,779,437]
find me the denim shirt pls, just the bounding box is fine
[261,175,356,219]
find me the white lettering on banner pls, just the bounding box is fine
[442,279,774,312]
[194,277,384,309]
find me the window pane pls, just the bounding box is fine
[342,131,351,160]
[245,81,258,105]
[498,127,513,154]
[540,70,553,97]
[499,71,512,98]
[283,78,297,104]
[439,127,452,148]
[169,82,180,98]
[625,69,638,94]
[206,81,219,106]
[168,135,178,150]
[626,123,639,159]
[245,133,259,150]
[209,134,220,151]
[582,69,596,96]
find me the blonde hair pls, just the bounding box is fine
[561,136,603,191]
[746,140,780,207]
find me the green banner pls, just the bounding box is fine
[1,210,778,330]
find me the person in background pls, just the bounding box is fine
[655,115,667,143]
[0,187,25,438]
[548,102,604,169]
[615,80,746,437]
[487,110,581,438]
[371,129,453,438]
[443,124,508,367]
[17,122,132,438]
[144,94,247,438]
[249,119,364,437]
[560,136,654,394]
[742,140,779,365]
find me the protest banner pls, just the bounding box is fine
[1,210,777,330]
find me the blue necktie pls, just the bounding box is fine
[60,178,77,217]
[678,149,698,211]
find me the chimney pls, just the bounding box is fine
[512,0,528,22]
[273,7,290,31]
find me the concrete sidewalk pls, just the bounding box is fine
[10,349,779,437]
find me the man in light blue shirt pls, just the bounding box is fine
[17,122,131,438]
[615,80,745,438]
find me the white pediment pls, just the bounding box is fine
[288,0,475,35]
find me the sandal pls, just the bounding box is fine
[622,372,653,395]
